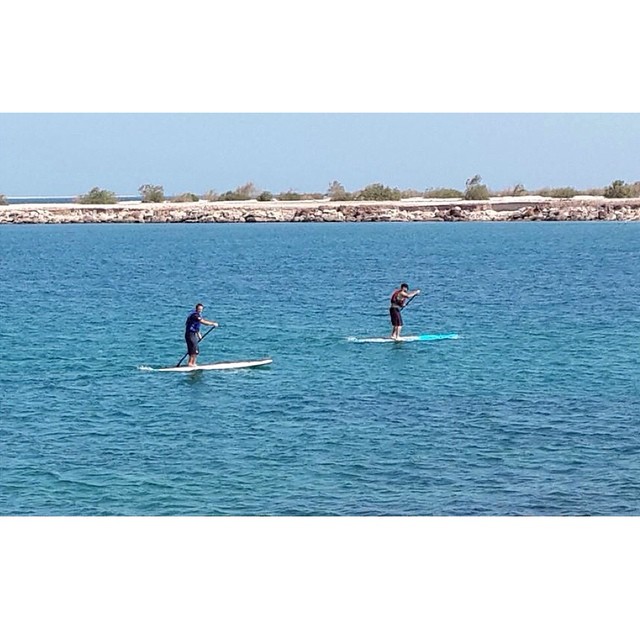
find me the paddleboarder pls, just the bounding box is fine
[185,303,218,367]
[389,283,420,340]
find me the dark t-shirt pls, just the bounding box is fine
[185,311,202,333]
[390,289,405,309]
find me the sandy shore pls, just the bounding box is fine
[2,196,640,224]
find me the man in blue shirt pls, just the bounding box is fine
[185,303,218,366]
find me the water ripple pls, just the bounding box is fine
[1,222,640,514]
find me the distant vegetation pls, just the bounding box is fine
[8,175,640,208]
[424,187,464,199]
[276,190,305,201]
[357,183,402,201]
[218,182,259,201]
[534,186,579,199]
[327,181,350,201]
[492,184,527,197]
[168,192,199,203]
[139,184,164,203]
[76,187,118,205]
[603,179,640,198]
[464,175,490,200]
[398,189,424,199]
[201,189,218,201]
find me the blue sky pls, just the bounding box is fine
[1,113,640,197]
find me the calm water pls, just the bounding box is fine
[1,222,639,515]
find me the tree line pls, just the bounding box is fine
[2,176,640,206]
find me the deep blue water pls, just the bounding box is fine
[1,222,639,515]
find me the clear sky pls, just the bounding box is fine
[1,113,640,197]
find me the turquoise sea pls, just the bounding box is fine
[1,222,639,515]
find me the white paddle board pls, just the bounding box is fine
[156,358,273,372]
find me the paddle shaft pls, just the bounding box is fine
[401,292,420,310]
[176,325,217,367]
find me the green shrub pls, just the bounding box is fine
[535,187,578,198]
[219,190,249,201]
[327,181,347,200]
[550,187,578,198]
[219,182,259,201]
[139,184,165,203]
[75,187,118,205]
[327,181,352,200]
[277,190,303,201]
[257,191,274,201]
[0,194,7,206]
[603,180,632,198]
[169,192,199,202]
[424,188,464,199]
[356,183,401,201]
[464,175,490,200]
[490,184,528,197]
[399,189,424,199]
[465,185,490,200]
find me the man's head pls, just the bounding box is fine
[400,283,409,291]
[195,303,204,312]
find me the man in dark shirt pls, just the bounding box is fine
[389,283,420,340]
[185,303,218,366]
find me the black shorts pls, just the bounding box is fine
[389,307,403,327]
[185,331,200,355]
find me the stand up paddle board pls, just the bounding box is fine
[347,333,458,343]
[155,358,273,372]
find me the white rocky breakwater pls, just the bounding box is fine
[2,197,640,224]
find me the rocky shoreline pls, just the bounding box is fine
[2,196,640,224]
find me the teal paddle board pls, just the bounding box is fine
[347,333,459,343]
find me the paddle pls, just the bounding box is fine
[401,292,420,310]
[176,325,217,367]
